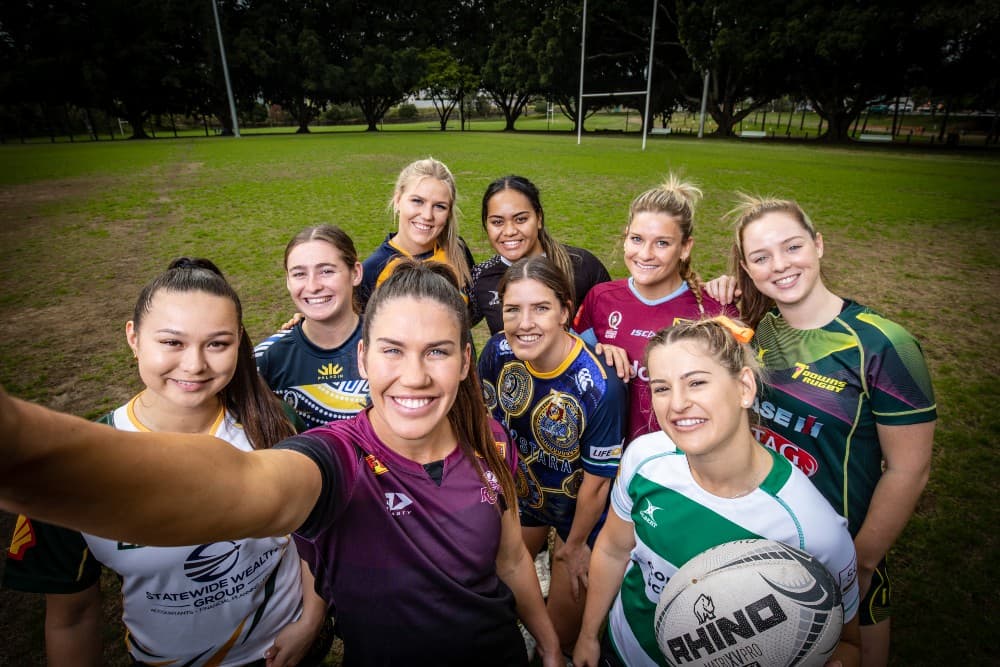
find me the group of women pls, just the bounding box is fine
[0,156,936,667]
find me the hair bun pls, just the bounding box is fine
[167,257,225,277]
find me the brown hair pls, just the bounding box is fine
[362,259,517,509]
[481,175,577,308]
[497,255,575,330]
[389,158,471,288]
[283,224,360,313]
[627,173,706,312]
[132,258,297,449]
[726,194,819,329]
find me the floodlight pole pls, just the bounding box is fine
[577,0,588,145]
[211,0,240,138]
[698,71,709,138]
[641,0,657,151]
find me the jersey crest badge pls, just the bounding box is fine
[7,515,36,560]
[365,454,389,475]
[498,362,533,417]
[531,391,583,460]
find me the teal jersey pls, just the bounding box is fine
[752,300,936,535]
[608,433,859,667]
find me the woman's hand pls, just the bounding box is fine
[265,616,323,667]
[704,275,740,305]
[281,312,304,331]
[571,634,601,667]
[594,343,634,382]
[554,539,592,602]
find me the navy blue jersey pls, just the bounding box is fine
[478,333,626,535]
[255,320,368,430]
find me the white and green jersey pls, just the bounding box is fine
[606,433,859,667]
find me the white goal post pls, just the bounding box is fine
[577,0,658,150]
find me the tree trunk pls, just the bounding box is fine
[127,111,151,139]
[819,112,853,142]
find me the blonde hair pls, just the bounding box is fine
[644,317,763,388]
[389,157,471,288]
[726,194,819,329]
[626,173,706,311]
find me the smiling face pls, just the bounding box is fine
[647,339,755,459]
[392,177,453,256]
[126,289,240,413]
[485,188,544,263]
[285,240,361,325]
[623,211,694,300]
[358,295,470,456]
[501,277,571,372]
[740,211,824,310]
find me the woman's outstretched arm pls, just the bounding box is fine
[0,392,321,546]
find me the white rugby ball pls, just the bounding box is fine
[654,539,843,667]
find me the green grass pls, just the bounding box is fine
[0,132,998,665]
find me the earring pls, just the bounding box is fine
[742,400,750,407]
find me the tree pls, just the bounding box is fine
[481,0,545,131]
[240,0,345,134]
[673,0,791,137]
[419,48,477,131]
[341,45,424,131]
[777,1,922,142]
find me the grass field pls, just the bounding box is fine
[0,131,997,665]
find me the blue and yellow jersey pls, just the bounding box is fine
[478,333,626,534]
[255,320,368,430]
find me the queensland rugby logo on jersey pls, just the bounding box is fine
[605,311,622,339]
[183,542,243,582]
[751,425,819,477]
[481,470,502,504]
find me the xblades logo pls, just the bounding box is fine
[385,492,413,514]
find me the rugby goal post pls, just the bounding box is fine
[577,0,658,150]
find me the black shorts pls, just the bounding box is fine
[859,558,892,626]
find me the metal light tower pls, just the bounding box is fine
[211,0,240,137]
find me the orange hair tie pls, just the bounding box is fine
[712,315,755,344]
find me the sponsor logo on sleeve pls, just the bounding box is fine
[7,515,36,560]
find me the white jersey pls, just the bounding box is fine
[82,401,304,666]
[607,435,860,667]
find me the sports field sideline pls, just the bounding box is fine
[0,131,996,665]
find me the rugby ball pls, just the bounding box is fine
[654,539,843,667]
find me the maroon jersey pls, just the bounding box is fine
[574,279,738,441]
[278,410,527,666]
